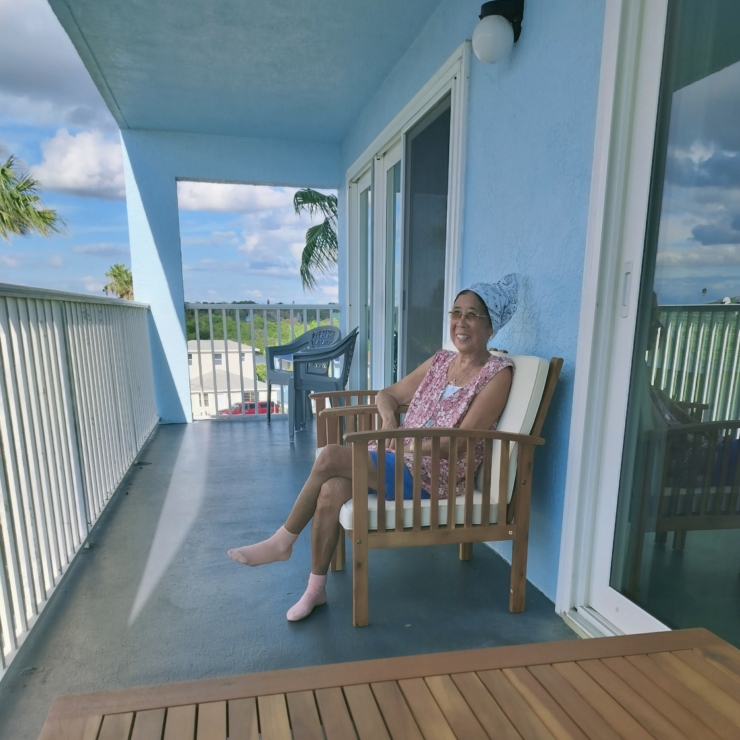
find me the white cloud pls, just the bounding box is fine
[72,242,128,256]
[176,182,295,213]
[48,255,63,267]
[33,129,125,200]
[0,0,114,131]
[317,283,339,302]
[657,244,740,266]
[82,276,105,293]
[0,254,20,267]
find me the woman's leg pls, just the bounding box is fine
[228,444,376,566]
[310,475,352,575]
[286,476,352,621]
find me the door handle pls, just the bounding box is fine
[620,262,633,318]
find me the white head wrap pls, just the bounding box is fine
[460,273,519,334]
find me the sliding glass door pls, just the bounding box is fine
[346,44,468,393]
[590,0,740,643]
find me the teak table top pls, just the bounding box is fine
[39,628,740,739]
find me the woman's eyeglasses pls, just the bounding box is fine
[448,309,488,322]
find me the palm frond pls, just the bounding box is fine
[0,155,64,241]
[293,188,337,222]
[103,263,134,300]
[299,219,338,291]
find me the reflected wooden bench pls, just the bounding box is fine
[39,629,740,739]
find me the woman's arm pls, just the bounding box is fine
[376,355,436,449]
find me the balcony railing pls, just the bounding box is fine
[0,284,157,675]
[649,304,740,422]
[185,303,340,419]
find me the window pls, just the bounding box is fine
[213,353,222,365]
[240,352,246,361]
[204,394,209,407]
[188,353,193,366]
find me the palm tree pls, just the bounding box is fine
[0,155,63,241]
[103,263,134,300]
[294,189,338,291]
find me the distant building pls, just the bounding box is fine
[187,340,276,418]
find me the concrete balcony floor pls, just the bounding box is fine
[0,419,575,740]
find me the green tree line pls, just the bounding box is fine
[185,309,339,354]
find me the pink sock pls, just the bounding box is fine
[227,526,298,566]
[286,573,327,621]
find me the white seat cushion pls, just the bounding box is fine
[339,490,501,530]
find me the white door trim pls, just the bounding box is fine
[346,168,372,389]
[556,0,671,634]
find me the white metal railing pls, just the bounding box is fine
[0,284,158,674]
[649,304,740,421]
[184,303,340,419]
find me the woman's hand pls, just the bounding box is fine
[381,414,399,451]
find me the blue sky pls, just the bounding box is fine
[0,0,336,303]
[653,58,740,305]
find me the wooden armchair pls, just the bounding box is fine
[635,419,740,545]
[311,353,562,626]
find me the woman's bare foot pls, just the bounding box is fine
[287,574,327,621]
[227,526,298,566]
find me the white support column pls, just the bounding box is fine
[121,131,192,423]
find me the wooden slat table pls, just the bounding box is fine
[39,628,740,739]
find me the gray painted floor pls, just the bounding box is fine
[639,529,740,647]
[0,420,575,740]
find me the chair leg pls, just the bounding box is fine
[266,382,271,423]
[459,542,473,561]
[352,537,369,627]
[673,530,687,550]
[330,526,345,572]
[510,533,529,613]
[288,378,295,440]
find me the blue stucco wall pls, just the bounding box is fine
[122,130,340,423]
[340,0,606,600]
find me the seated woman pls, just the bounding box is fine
[228,274,519,621]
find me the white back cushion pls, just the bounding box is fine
[443,342,549,505]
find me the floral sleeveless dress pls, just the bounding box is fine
[397,350,514,499]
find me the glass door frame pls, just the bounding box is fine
[376,141,403,387]
[350,168,373,389]
[556,0,673,637]
[345,41,470,391]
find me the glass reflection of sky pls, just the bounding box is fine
[654,59,740,305]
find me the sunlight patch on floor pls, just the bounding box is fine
[129,426,209,625]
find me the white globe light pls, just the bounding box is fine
[472,14,515,64]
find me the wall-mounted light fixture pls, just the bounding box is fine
[472,0,524,64]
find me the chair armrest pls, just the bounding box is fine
[265,334,312,366]
[293,343,346,364]
[319,404,410,419]
[675,401,710,411]
[344,428,545,446]
[664,419,740,436]
[310,390,381,403]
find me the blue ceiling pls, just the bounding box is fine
[48,0,446,142]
